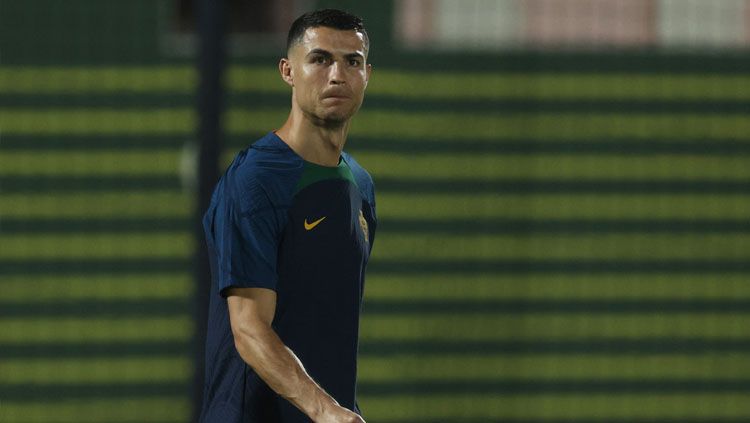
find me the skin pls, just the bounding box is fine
[226,26,371,423]
[275,26,372,166]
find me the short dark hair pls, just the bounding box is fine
[286,9,369,56]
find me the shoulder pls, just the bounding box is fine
[222,133,304,214]
[342,151,376,205]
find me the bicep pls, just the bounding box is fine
[227,287,277,331]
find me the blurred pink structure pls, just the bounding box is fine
[524,0,655,47]
[393,0,750,49]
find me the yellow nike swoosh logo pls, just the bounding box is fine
[304,216,326,231]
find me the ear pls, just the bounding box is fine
[279,58,294,87]
[364,63,372,89]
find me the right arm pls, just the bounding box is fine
[226,287,364,423]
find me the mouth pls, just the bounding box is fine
[322,91,350,100]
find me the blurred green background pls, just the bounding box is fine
[2,0,750,422]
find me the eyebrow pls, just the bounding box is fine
[306,48,364,60]
[306,48,332,58]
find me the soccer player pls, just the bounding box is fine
[199,9,375,423]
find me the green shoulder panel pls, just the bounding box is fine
[294,157,358,194]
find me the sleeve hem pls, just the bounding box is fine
[219,277,277,298]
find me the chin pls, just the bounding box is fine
[319,109,357,126]
[319,116,349,129]
[303,104,359,128]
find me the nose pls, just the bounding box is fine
[329,61,345,85]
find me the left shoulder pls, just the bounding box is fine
[342,151,376,204]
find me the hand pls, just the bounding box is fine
[315,404,365,423]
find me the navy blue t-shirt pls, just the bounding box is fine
[199,132,377,422]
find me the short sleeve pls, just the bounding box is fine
[211,182,283,296]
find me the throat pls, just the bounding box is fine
[276,109,350,167]
[304,138,343,167]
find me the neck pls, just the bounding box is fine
[275,105,350,167]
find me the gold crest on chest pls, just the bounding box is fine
[358,209,369,243]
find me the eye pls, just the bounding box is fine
[349,58,361,67]
[313,55,328,65]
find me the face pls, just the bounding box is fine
[280,26,371,127]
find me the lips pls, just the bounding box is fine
[322,90,350,100]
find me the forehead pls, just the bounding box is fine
[296,26,367,56]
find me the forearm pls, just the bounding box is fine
[233,323,337,419]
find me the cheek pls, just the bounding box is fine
[299,74,322,94]
[295,76,315,96]
[353,78,367,95]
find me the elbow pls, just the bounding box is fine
[231,320,266,359]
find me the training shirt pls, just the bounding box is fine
[199,132,377,422]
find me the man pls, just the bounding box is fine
[199,9,375,423]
